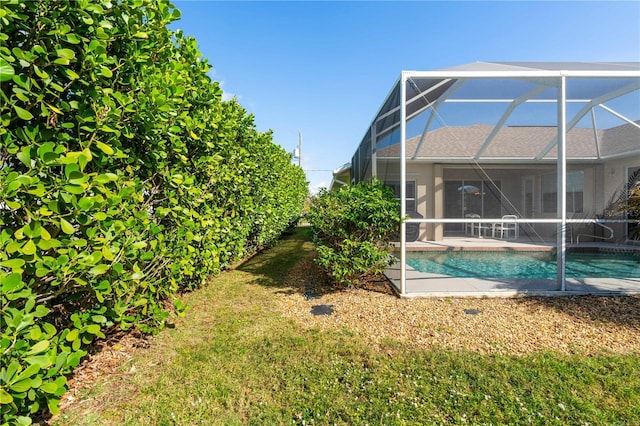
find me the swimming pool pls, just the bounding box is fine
[404,251,640,279]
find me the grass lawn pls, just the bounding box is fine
[52,228,640,425]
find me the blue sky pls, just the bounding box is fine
[170,1,640,193]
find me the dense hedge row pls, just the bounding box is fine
[0,0,306,422]
[308,180,400,286]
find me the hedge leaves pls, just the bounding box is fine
[0,0,306,422]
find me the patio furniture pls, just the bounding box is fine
[492,215,519,239]
[465,213,491,238]
[464,213,479,236]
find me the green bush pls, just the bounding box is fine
[308,179,400,286]
[0,0,306,422]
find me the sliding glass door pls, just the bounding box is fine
[444,180,502,232]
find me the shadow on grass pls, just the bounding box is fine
[237,227,335,297]
[238,228,310,275]
[237,227,395,298]
[518,295,640,328]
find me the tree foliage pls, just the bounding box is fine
[0,0,306,422]
[308,179,400,286]
[624,178,640,240]
[605,170,640,240]
[625,177,640,216]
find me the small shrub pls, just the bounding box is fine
[308,179,400,286]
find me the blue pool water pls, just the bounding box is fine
[404,251,640,279]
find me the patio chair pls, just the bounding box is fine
[465,213,491,237]
[493,215,519,240]
[465,213,480,236]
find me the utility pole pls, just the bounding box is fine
[297,131,302,167]
[293,131,302,167]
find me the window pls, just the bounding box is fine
[542,171,584,214]
[386,181,416,213]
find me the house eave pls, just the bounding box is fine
[376,156,604,164]
[599,150,640,161]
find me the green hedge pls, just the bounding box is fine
[308,179,400,286]
[0,0,306,423]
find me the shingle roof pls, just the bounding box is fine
[362,62,640,155]
[601,120,640,157]
[377,121,640,160]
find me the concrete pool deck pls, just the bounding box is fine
[387,237,640,297]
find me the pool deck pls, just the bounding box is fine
[398,237,640,252]
[400,237,555,252]
[387,237,640,297]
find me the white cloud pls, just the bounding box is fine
[309,181,328,195]
[217,79,240,102]
[222,92,236,101]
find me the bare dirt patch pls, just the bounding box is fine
[55,332,148,415]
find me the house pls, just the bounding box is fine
[372,121,640,242]
[338,62,640,295]
[329,162,351,191]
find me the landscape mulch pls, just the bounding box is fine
[278,250,640,357]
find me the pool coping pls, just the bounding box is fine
[399,241,640,253]
[386,271,640,299]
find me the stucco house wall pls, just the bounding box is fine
[376,155,639,243]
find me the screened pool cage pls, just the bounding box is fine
[346,62,640,296]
